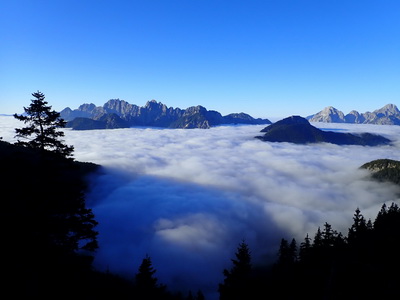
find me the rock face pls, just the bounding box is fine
[308,104,400,125]
[360,159,400,185]
[256,116,391,146]
[309,106,346,123]
[61,99,271,130]
[66,113,129,130]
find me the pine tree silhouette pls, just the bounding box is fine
[299,233,312,263]
[135,254,166,299]
[14,91,74,158]
[219,241,252,300]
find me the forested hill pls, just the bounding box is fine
[256,116,391,146]
[0,140,103,297]
[361,159,400,185]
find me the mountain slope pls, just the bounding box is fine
[308,104,400,125]
[360,159,400,185]
[308,106,346,123]
[61,99,271,129]
[256,116,391,146]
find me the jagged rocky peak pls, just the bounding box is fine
[60,106,72,115]
[309,106,345,123]
[226,112,252,120]
[104,98,131,110]
[345,110,365,123]
[374,104,400,117]
[103,99,139,118]
[184,105,208,115]
[63,98,271,130]
[78,103,97,112]
[309,103,400,125]
[144,99,165,110]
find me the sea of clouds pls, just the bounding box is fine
[2,116,400,299]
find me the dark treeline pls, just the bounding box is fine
[220,204,400,300]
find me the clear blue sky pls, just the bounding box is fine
[1,0,399,118]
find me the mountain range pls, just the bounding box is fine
[256,116,391,146]
[60,99,271,130]
[307,104,400,125]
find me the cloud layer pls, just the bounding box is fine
[2,116,400,299]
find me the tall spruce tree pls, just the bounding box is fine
[277,238,297,266]
[219,241,252,300]
[14,91,74,158]
[3,118,99,297]
[135,255,166,299]
[299,233,312,263]
[348,208,368,246]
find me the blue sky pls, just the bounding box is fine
[1,0,399,118]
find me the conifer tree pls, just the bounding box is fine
[196,290,205,300]
[289,238,298,263]
[135,255,166,299]
[219,241,252,300]
[14,91,74,158]
[374,202,400,249]
[313,227,323,248]
[136,255,158,289]
[374,203,387,228]
[186,291,194,300]
[348,208,368,246]
[299,233,312,263]
[321,222,337,247]
[277,238,290,265]
[277,238,298,265]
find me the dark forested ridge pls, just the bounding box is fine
[219,203,400,300]
[256,116,391,146]
[218,159,400,300]
[1,140,100,297]
[361,159,400,185]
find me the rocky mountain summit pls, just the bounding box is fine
[61,99,271,130]
[256,116,391,146]
[308,104,400,125]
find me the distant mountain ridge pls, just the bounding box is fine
[256,116,391,146]
[61,99,271,130]
[308,104,400,125]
